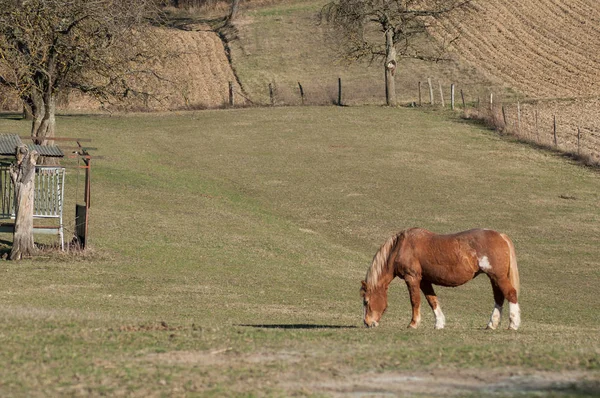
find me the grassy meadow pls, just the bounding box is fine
[0,106,599,396]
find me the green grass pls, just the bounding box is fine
[0,106,599,396]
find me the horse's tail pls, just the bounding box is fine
[365,232,402,289]
[501,233,520,298]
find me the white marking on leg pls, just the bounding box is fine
[434,305,445,329]
[487,304,503,329]
[508,302,521,330]
[478,256,492,271]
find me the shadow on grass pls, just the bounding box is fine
[239,324,358,330]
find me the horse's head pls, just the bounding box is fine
[360,280,388,328]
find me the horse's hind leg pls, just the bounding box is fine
[420,281,445,329]
[487,282,504,330]
[488,277,520,330]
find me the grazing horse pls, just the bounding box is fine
[360,228,520,330]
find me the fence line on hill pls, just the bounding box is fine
[237,78,599,167]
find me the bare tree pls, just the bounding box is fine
[0,0,163,143]
[322,0,470,106]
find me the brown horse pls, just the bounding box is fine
[361,228,520,330]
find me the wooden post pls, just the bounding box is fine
[489,93,494,111]
[535,109,539,142]
[418,82,422,107]
[338,77,342,106]
[451,84,455,110]
[577,126,581,155]
[461,89,466,109]
[269,83,274,106]
[298,82,305,105]
[517,101,521,135]
[427,78,434,105]
[228,81,234,106]
[439,82,445,108]
[502,106,507,127]
[553,115,558,147]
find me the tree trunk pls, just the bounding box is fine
[384,28,397,107]
[28,89,57,165]
[228,0,240,22]
[9,146,39,260]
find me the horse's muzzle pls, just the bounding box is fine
[364,320,379,328]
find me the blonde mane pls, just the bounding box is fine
[365,232,402,289]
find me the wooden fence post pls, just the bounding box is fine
[439,82,445,108]
[461,89,466,110]
[517,101,521,135]
[298,82,305,105]
[451,84,455,110]
[502,105,507,127]
[228,81,234,106]
[338,77,342,106]
[535,109,539,142]
[553,115,558,147]
[577,126,581,155]
[418,82,422,107]
[427,78,434,105]
[268,83,274,106]
[489,93,494,111]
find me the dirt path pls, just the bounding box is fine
[286,369,599,397]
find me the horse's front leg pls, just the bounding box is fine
[405,276,422,329]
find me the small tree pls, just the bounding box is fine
[322,0,470,106]
[0,0,163,142]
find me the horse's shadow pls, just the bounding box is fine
[238,324,358,330]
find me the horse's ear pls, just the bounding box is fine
[360,280,367,297]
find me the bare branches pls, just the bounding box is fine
[0,0,163,107]
[321,0,471,63]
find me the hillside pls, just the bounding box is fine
[230,0,600,104]
[2,0,598,111]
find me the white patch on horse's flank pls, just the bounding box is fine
[478,256,492,271]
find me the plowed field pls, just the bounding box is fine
[68,25,244,111]
[434,0,600,99]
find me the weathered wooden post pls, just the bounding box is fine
[298,82,305,105]
[9,145,39,260]
[338,77,342,106]
[418,82,422,107]
[517,101,521,135]
[553,115,558,147]
[268,83,274,106]
[460,89,466,110]
[439,82,445,108]
[451,84,455,110]
[427,78,434,105]
[228,81,234,106]
[577,126,581,155]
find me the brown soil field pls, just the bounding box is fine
[433,0,600,162]
[434,0,600,99]
[67,25,245,111]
